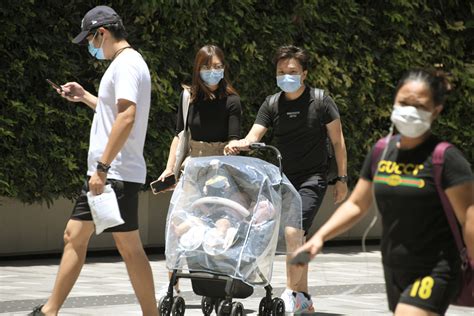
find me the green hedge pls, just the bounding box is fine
[1,0,472,204]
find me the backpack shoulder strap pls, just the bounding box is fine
[311,87,324,101]
[268,91,282,112]
[371,135,392,178]
[310,88,324,109]
[310,88,326,131]
[432,142,467,255]
[432,141,452,165]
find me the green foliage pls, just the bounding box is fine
[0,0,472,204]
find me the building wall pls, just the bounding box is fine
[0,186,381,256]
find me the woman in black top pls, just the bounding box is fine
[293,69,473,315]
[157,44,241,295]
[158,44,241,181]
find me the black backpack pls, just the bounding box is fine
[268,88,338,185]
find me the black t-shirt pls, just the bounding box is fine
[360,135,473,269]
[254,86,340,182]
[176,92,241,142]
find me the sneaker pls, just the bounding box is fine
[280,289,314,313]
[28,305,45,316]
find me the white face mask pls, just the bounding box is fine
[390,104,432,138]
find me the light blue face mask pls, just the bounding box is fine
[276,74,302,93]
[88,32,105,60]
[200,69,224,86]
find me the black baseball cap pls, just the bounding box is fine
[72,6,121,44]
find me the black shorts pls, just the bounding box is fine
[291,174,328,235]
[71,178,142,232]
[383,259,461,315]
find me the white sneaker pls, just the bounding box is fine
[280,289,314,313]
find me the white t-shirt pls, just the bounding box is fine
[87,49,151,183]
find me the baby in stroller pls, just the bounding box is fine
[171,169,276,259]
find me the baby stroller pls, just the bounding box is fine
[159,144,302,316]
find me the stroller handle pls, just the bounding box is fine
[249,142,283,175]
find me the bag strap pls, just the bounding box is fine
[370,134,402,178]
[182,88,191,130]
[371,137,389,178]
[310,88,325,107]
[309,88,325,128]
[432,142,469,264]
[268,91,282,112]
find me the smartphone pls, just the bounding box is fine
[289,251,312,265]
[150,175,176,194]
[46,79,72,96]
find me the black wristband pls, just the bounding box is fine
[336,175,348,183]
[96,161,111,173]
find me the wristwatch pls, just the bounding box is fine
[336,175,348,183]
[96,161,111,174]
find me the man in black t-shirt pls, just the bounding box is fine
[225,45,348,313]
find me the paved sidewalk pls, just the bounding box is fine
[0,246,471,315]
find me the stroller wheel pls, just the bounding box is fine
[258,297,271,316]
[214,298,223,314]
[271,298,285,316]
[201,296,214,315]
[158,295,172,316]
[231,301,244,316]
[171,296,186,316]
[217,299,232,316]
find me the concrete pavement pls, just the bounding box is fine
[0,245,472,315]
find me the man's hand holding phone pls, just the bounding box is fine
[46,79,85,102]
[47,79,71,97]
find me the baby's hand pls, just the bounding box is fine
[172,221,191,236]
[215,218,231,235]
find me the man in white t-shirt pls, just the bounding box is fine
[30,6,158,316]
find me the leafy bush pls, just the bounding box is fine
[0,0,472,204]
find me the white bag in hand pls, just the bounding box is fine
[87,184,124,235]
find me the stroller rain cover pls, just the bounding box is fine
[164,156,302,287]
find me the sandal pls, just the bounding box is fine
[28,305,45,316]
